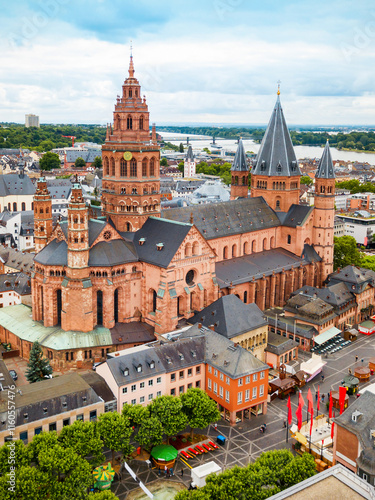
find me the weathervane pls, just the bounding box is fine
[277,80,281,96]
[130,40,133,57]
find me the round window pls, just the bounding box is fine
[186,270,195,286]
[103,231,111,240]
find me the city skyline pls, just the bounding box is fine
[1,0,375,125]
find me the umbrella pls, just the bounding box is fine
[150,444,178,461]
[93,463,115,482]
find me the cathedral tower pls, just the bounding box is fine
[230,138,249,199]
[251,90,301,212]
[66,182,89,271]
[184,145,196,178]
[313,141,335,280]
[101,51,161,232]
[33,177,52,252]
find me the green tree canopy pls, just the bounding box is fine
[149,395,188,443]
[333,235,362,270]
[25,341,53,383]
[179,143,184,153]
[39,151,61,171]
[178,161,184,173]
[27,431,59,464]
[0,439,29,474]
[136,415,164,452]
[58,420,104,467]
[122,403,149,428]
[181,388,220,439]
[300,175,313,186]
[0,466,49,500]
[89,492,119,500]
[160,158,168,167]
[97,412,134,464]
[93,156,102,169]
[75,157,86,168]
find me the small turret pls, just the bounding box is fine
[34,177,52,253]
[230,139,249,200]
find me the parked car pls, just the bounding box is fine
[9,370,17,381]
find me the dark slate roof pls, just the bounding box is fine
[131,217,192,268]
[65,149,101,163]
[189,295,267,338]
[301,243,322,263]
[266,314,318,339]
[48,185,71,200]
[316,141,335,179]
[110,322,155,346]
[0,246,34,273]
[185,145,194,161]
[0,173,36,196]
[154,337,205,373]
[276,204,313,227]
[88,219,107,246]
[215,247,306,288]
[231,139,248,172]
[291,283,354,310]
[105,346,165,386]
[34,239,68,266]
[0,272,31,295]
[0,373,101,427]
[265,331,299,355]
[161,197,280,240]
[252,96,301,177]
[285,294,336,323]
[79,372,117,403]
[328,265,375,294]
[88,239,138,267]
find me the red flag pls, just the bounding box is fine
[329,391,333,419]
[296,404,302,430]
[331,422,334,440]
[317,386,320,412]
[339,386,347,415]
[287,396,292,426]
[307,388,313,412]
[298,391,305,409]
[309,404,314,436]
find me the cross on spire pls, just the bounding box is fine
[277,80,281,96]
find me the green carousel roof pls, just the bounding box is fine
[150,444,178,461]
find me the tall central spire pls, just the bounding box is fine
[128,42,135,78]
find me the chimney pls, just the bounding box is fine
[198,323,202,329]
[209,325,215,331]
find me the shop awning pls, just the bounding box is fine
[314,327,341,345]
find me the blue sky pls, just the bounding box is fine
[1,0,374,125]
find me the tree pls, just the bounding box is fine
[0,466,49,500]
[25,341,52,383]
[58,420,104,467]
[149,395,188,443]
[181,388,220,439]
[75,157,86,168]
[333,236,362,270]
[179,143,184,153]
[160,158,168,167]
[136,416,163,452]
[93,156,102,169]
[300,175,313,186]
[27,431,59,464]
[0,439,29,474]
[89,492,119,500]
[97,412,134,465]
[178,161,184,173]
[122,403,149,428]
[39,151,60,171]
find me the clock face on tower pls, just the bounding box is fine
[103,231,111,240]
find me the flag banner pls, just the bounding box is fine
[296,404,302,430]
[287,396,292,426]
[309,404,314,436]
[339,386,347,415]
[307,388,313,412]
[331,422,334,440]
[329,391,333,419]
[317,386,320,412]
[298,391,305,409]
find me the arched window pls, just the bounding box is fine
[235,176,238,185]
[242,176,246,185]
[232,244,237,258]
[287,234,291,244]
[185,243,192,257]
[13,202,17,211]
[150,158,155,177]
[244,291,248,303]
[114,289,119,323]
[97,291,103,326]
[21,202,26,211]
[115,114,120,129]
[104,157,109,176]
[142,158,148,177]
[126,222,131,231]
[56,289,62,325]
[243,241,249,254]
[152,290,157,312]
[40,208,44,214]
[139,115,144,130]
[270,236,275,248]
[130,158,137,177]
[110,157,115,176]
[276,198,281,210]
[263,238,267,251]
[127,115,133,129]
[120,159,127,177]
[192,241,199,255]
[129,89,132,98]
[223,246,228,259]
[252,240,256,253]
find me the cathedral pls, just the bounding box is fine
[29,55,335,365]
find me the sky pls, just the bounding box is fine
[1,0,375,125]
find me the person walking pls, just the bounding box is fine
[315,392,318,402]
[164,465,168,476]
[283,419,287,428]
[322,394,325,402]
[321,375,325,383]
[355,355,358,362]
[180,469,184,477]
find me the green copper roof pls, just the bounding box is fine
[0,304,112,350]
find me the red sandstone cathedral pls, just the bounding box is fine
[31,55,335,345]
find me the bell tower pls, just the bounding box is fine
[34,177,52,253]
[102,49,161,232]
[66,182,89,271]
[230,139,249,199]
[313,141,335,281]
[251,87,301,212]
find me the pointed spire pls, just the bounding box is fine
[252,94,301,177]
[231,138,248,171]
[316,140,335,179]
[186,145,194,161]
[128,42,135,78]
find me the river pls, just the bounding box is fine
[159,131,375,164]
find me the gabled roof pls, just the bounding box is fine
[291,283,354,309]
[231,139,248,172]
[154,337,205,372]
[162,197,280,240]
[316,141,335,179]
[190,295,267,338]
[34,239,68,266]
[88,239,138,267]
[0,173,36,197]
[130,217,192,268]
[276,205,313,227]
[328,265,375,294]
[252,96,301,177]
[301,244,322,263]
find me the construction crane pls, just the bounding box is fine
[62,135,76,147]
